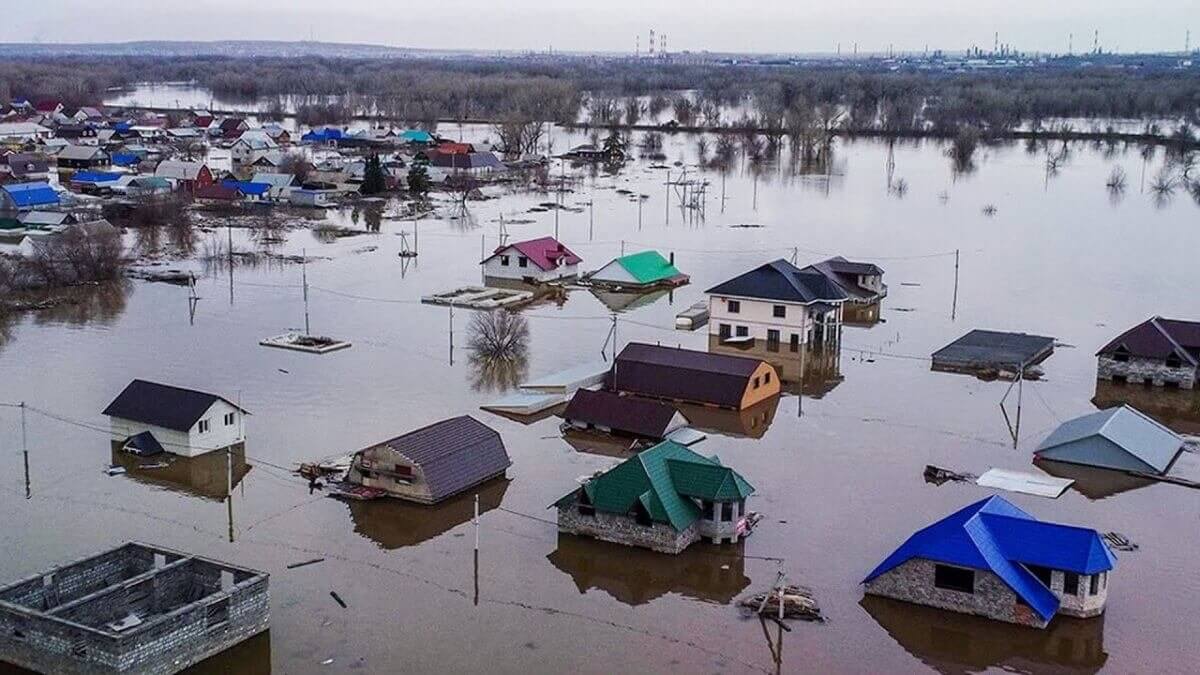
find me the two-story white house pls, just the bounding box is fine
[102,379,249,458]
[706,259,848,351]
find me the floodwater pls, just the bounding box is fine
[3,113,1200,675]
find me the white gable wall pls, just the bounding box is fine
[589,260,638,285]
[483,246,577,283]
[108,399,245,458]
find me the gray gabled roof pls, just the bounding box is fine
[102,379,247,432]
[706,259,847,305]
[382,416,511,501]
[1035,405,1184,475]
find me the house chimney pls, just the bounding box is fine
[669,251,675,265]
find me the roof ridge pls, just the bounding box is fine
[1150,316,1199,367]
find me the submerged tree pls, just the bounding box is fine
[467,310,529,361]
[361,154,387,195]
[407,162,432,196]
[1105,166,1128,191]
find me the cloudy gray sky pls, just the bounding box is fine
[5,1,1195,54]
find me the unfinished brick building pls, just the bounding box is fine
[0,542,269,674]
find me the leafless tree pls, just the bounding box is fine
[279,152,312,184]
[467,310,529,360]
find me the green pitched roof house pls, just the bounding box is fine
[554,441,755,554]
[587,250,689,289]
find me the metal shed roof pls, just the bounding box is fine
[381,416,511,502]
[706,259,848,304]
[1035,405,1184,475]
[102,379,247,432]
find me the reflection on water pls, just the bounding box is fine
[469,352,528,393]
[185,630,272,675]
[675,395,780,440]
[561,428,639,458]
[708,336,843,398]
[28,280,132,328]
[547,533,750,606]
[1034,459,1157,501]
[110,443,252,502]
[861,595,1108,675]
[589,287,671,313]
[345,477,510,549]
[1092,380,1200,436]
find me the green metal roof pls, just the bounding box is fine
[616,250,682,284]
[564,440,755,532]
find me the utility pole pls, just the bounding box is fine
[227,224,234,305]
[449,302,455,365]
[301,249,311,336]
[611,314,618,361]
[21,402,30,499]
[473,493,480,606]
[952,249,960,321]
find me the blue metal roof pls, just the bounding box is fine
[72,171,121,184]
[2,182,60,208]
[111,153,141,167]
[221,180,271,196]
[401,129,434,143]
[302,128,345,143]
[863,496,1116,622]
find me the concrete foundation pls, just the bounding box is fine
[1097,355,1197,390]
[0,542,269,675]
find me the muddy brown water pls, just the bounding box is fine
[2,130,1200,674]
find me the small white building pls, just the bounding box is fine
[231,132,279,164]
[102,379,248,458]
[706,259,848,350]
[480,236,582,283]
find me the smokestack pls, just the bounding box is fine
[669,251,675,265]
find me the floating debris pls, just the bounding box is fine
[982,204,998,216]
[729,223,764,229]
[739,585,823,623]
[329,591,348,609]
[421,286,535,309]
[105,465,127,476]
[924,465,976,485]
[1103,532,1139,552]
[287,558,326,570]
[260,332,352,354]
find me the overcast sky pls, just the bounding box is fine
[5,1,1196,54]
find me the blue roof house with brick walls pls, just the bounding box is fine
[862,496,1116,628]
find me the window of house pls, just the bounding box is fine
[720,502,733,522]
[578,503,595,517]
[790,333,800,353]
[518,256,528,268]
[205,599,229,628]
[224,412,235,426]
[772,305,786,318]
[1166,353,1183,368]
[394,465,413,477]
[1113,348,1130,363]
[500,255,510,266]
[1027,564,1053,588]
[933,565,975,594]
[1089,574,1100,596]
[767,330,780,351]
[1111,375,1128,384]
[727,300,741,314]
[752,376,760,389]
[634,506,652,527]
[703,501,714,520]
[735,326,749,338]
[764,371,772,384]
[198,419,210,434]
[719,323,732,339]
[1064,572,1080,596]
[737,499,745,515]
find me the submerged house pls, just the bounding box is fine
[706,259,848,351]
[154,160,214,193]
[806,257,886,324]
[863,496,1116,629]
[554,440,756,554]
[587,250,689,290]
[0,542,269,675]
[481,236,582,283]
[610,343,780,410]
[102,379,248,458]
[56,144,110,170]
[1096,316,1200,390]
[346,416,511,504]
[0,182,60,212]
[1034,405,1185,476]
[562,388,688,441]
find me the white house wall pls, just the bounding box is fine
[589,261,638,285]
[108,400,245,458]
[708,296,811,343]
[483,248,577,283]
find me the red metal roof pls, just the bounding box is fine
[488,237,581,271]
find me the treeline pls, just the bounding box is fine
[2,55,1198,132]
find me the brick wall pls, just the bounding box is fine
[557,505,698,554]
[1098,355,1197,389]
[864,558,1047,628]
